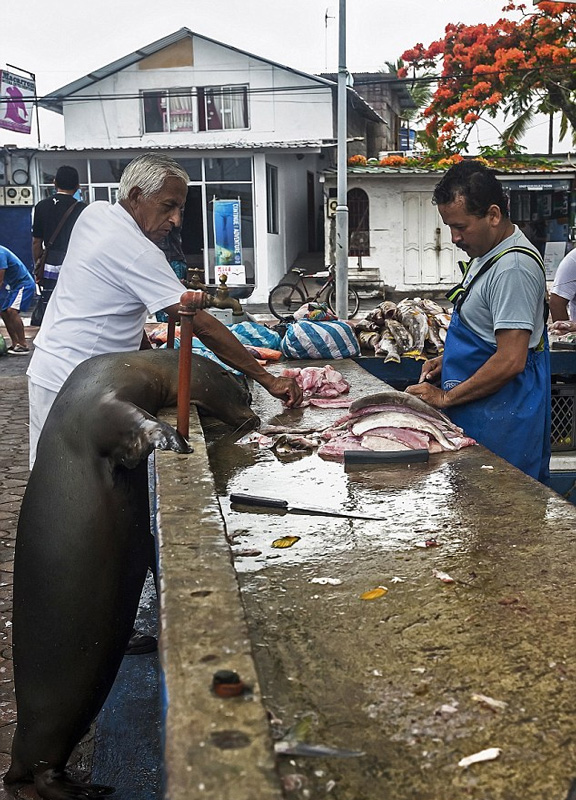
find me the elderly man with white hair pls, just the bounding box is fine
[27,153,302,465]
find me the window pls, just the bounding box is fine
[266,164,278,234]
[142,89,194,133]
[198,86,248,131]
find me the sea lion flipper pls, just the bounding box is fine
[96,398,192,468]
[34,768,115,798]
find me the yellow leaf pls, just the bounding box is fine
[360,586,388,601]
[272,536,301,549]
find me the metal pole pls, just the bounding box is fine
[176,290,206,439]
[335,0,349,320]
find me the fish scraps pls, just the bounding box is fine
[432,570,455,584]
[272,535,301,549]
[360,586,388,601]
[458,747,502,768]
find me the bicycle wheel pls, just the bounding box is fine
[268,283,306,320]
[327,286,360,319]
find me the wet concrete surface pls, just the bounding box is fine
[206,360,576,800]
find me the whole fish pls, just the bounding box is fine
[419,298,446,316]
[374,331,401,363]
[358,330,381,350]
[350,410,456,451]
[397,307,428,358]
[386,319,413,354]
[349,388,453,426]
[425,314,444,353]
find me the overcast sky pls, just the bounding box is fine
[0,0,562,153]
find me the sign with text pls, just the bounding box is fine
[0,70,35,134]
[213,198,246,284]
[544,241,567,280]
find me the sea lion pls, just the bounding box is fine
[5,349,259,799]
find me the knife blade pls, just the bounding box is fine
[229,493,384,521]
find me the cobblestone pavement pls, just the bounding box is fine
[0,325,92,799]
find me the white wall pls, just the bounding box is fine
[62,36,334,149]
[324,172,459,292]
[249,152,322,304]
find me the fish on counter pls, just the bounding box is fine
[352,297,452,360]
[317,387,475,461]
[279,364,351,405]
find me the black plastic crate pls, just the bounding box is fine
[551,384,576,451]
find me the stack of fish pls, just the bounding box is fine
[353,298,452,363]
[317,388,475,461]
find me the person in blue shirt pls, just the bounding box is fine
[0,246,36,354]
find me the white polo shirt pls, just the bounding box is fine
[28,201,185,393]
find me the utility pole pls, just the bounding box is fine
[335,0,349,321]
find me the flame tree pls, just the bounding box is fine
[399,2,576,154]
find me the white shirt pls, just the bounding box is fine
[28,201,184,393]
[551,247,576,320]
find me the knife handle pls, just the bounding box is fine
[229,493,289,509]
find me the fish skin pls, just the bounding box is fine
[361,434,411,451]
[350,410,457,451]
[348,389,452,426]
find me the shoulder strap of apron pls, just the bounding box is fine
[446,246,547,321]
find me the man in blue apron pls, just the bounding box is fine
[406,160,550,483]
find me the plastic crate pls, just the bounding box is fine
[551,384,576,451]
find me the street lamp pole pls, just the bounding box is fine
[334,0,349,320]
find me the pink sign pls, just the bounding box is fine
[0,70,35,134]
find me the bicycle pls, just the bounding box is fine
[267,266,360,320]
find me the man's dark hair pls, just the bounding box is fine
[432,160,509,219]
[55,165,80,192]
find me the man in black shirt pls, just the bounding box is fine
[32,165,86,301]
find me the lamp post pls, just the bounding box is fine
[334,0,349,321]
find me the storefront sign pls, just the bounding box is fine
[213,198,246,284]
[0,70,35,134]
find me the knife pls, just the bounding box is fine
[229,493,384,521]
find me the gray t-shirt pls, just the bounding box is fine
[459,225,545,350]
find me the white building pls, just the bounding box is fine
[0,28,397,302]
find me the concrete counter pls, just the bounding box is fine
[157,358,576,799]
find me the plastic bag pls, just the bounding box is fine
[280,320,360,360]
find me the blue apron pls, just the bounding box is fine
[442,309,550,483]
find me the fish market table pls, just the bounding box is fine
[205,357,576,800]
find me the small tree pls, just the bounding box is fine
[399,2,576,154]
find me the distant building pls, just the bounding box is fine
[0,29,409,301]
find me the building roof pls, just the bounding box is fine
[327,162,576,178]
[40,28,343,114]
[33,139,335,154]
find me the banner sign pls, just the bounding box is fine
[213,198,246,284]
[0,70,35,134]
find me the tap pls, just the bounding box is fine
[206,274,244,316]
